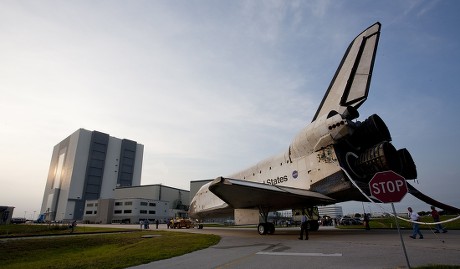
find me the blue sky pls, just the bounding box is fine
[1,1,459,218]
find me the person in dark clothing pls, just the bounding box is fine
[431,206,447,233]
[299,213,309,240]
[363,213,370,230]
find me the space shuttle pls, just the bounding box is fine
[188,22,460,235]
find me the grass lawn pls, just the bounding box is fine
[0,228,220,269]
[0,224,133,237]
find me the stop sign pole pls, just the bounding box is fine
[369,171,411,269]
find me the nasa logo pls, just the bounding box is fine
[292,170,298,179]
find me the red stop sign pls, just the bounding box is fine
[369,171,408,203]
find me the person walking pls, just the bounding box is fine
[408,207,423,239]
[70,220,77,233]
[430,206,447,233]
[299,212,309,240]
[363,213,370,230]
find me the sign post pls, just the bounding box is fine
[369,171,411,269]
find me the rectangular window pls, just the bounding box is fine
[87,203,93,207]
[124,210,132,214]
[140,210,147,214]
[115,202,122,206]
[114,210,122,214]
[85,211,92,214]
[149,210,156,214]
[140,202,148,206]
[149,203,156,207]
[124,201,132,206]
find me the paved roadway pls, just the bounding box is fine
[85,224,460,269]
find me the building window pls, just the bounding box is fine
[87,203,93,207]
[114,210,122,214]
[124,201,132,206]
[140,210,147,214]
[115,202,122,206]
[140,202,148,206]
[86,211,92,214]
[94,211,97,214]
[149,210,156,214]
[149,203,156,207]
[124,210,132,214]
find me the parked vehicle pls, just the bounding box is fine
[11,218,26,224]
[340,216,363,225]
[339,216,353,225]
[353,218,363,225]
[171,218,192,229]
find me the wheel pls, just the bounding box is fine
[258,223,267,235]
[309,220,319,231]
[267,223,275,234]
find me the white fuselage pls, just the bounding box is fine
[189,112,354,219]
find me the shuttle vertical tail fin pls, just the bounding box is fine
[313,22,381,122]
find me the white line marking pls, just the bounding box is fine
[256,252,342,257]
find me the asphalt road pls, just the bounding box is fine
[92,224,460,269]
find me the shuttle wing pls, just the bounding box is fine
[312,22,381,122]
[209,177,335,210]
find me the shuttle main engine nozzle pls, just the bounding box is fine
[349,114,391,149]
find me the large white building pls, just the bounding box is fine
[40,129,144,222]
[318,205,343,218]
[83,184,190,224]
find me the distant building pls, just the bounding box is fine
[83,184,190,224]
[318,205,343,218]
[190,179,213,204]
[40,129,144,222]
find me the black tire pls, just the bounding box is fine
[309,220,320,231]
[258,223,267,235]
[267,223,275,234]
